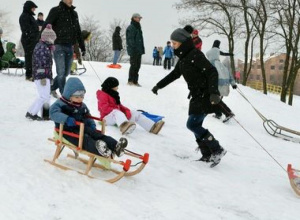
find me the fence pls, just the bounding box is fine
[246,81,286,94]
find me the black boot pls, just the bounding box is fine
[196,138,212,162]
[202,131,226,163]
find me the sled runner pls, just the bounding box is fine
[287,164,300,196]
[45,116,149,183]
[0,59,25,76]
[70,61,87,75]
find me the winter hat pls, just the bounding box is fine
[24,1,38,9]
[183,25,194,34]
[72,90,85,97]
[101,77,119,89]
[81,30,91,41]
[0,27,3,34]
[41,24,57,44]
[132,13,142,18]
[192,29,199,35]
[170,28,191,43]
[212,40,221,48]
[38,12,43,16]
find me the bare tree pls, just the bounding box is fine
[80,16,112,62]
[108,18,129,63]
[270,0,300,105]
[0,9,12,36]
[176,0,242,77]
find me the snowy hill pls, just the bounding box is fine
[0,62,299,220]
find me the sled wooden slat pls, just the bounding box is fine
[287,164,300,196]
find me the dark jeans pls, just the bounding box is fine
[22,39,37,78]
[186,114,208,139]
[52,44,74,94]
[164,58,171,70]
[153,57,159,65]
[128,54,142,83]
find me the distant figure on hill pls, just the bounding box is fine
[152,46,159,66]
[152,28,227,166]
[206,40,236,122]
[126,13,145,87]
[108,26,123,69]
[163,41,173,70]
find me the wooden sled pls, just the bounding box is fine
[45,117,149,183]
[263,120,300,144]
[287,164,300,196]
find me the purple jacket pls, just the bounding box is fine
[32,41,53,80]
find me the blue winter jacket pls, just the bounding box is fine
[163,46,173,59]
[50,77,96,131]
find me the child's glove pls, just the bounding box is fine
[210,94,221,105]
[232,84,237,89]
[40,78,47,86]
[125,110,132,120]
[152,85,159,95]
[66,117,76,126]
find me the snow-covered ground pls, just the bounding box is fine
[0,62,299,220]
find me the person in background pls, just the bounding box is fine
[206,40,236,123]
[97,77,165,135]
[158,46,163,65]
[36,12,45,31]
[0,27,4,59]
[126,13,145,87]
[191,29,202,51]
[19,0,39,81]
[26,24,56,121]
[1,42,25,68]
[152,28,227,165]
[163,41,173,70]
[107,26,123,68]
[152,46,159,66]
[45,0,86,98]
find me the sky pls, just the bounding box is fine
[0,61,300,219]
[1,0,222,63]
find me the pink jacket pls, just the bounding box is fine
[96,90,131,120]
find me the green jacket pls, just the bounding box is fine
[2,42,17,64]
[126,20,145,56]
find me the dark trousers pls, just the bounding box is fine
[128,54,142,84]
[153,58,159,65]
[164,58,171,70]
[186,114,208,139]
[22,39,36,78]
[215,99,232,117]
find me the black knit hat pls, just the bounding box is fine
[101,77,119,89]
[81,30,91,41]
[212,40,221,48]
[183,25,194,34]
[170,28,191,43]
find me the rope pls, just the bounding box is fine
[218,89,287,173]
[86,60,103,83]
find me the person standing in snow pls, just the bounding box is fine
[19,0,39,81]
[152,46,159,66]
[26,24,56,121]
[45,0,86,98]
[36,12,45,32]
[97,77,164,135]
[50,77,128,158]
[183,25,202,51]
[151,28,227,164]
[0,27,4,59]
[206,40,236,122]
[126,13,145,87]
[163,41,173,70]
[107,26,123,68]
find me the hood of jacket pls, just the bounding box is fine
[62,77,86,100]
[23,1,38,15]
[6,42,16,53]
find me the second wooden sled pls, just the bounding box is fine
[287,164,300,196]
[45,120,149,183]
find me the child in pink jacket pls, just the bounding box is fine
[97,77,164,135]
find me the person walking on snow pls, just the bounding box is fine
[45,0,86,98]
[108,26,123,68]
[26,24,56,121]
[97,77,165,135]
[19,0,39,81]
[163,41,173,70]
[126,13,145,87]
[152,28,227,165]
[206,40,236,122]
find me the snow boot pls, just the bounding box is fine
[201,131,226,163]
[115,137,128,157]
[196,138,212,162]
[42,103,50,120]
[25,112,43,121]
[120,121,136,135]
[150,120,165,134]
[95,140,112,158]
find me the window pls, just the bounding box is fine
[279,59,284,63]
[270,75,275,82]
[271,65,275,70]
[257,65,261,69]
[256,75,260,80]
[250,75,254,80]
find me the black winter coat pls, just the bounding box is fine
[156,38,220,115]
[45,1,85,51]
[126,20,145,56]
[19,1,39,46]
[112,27,123,51]
[0,40,4,58]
